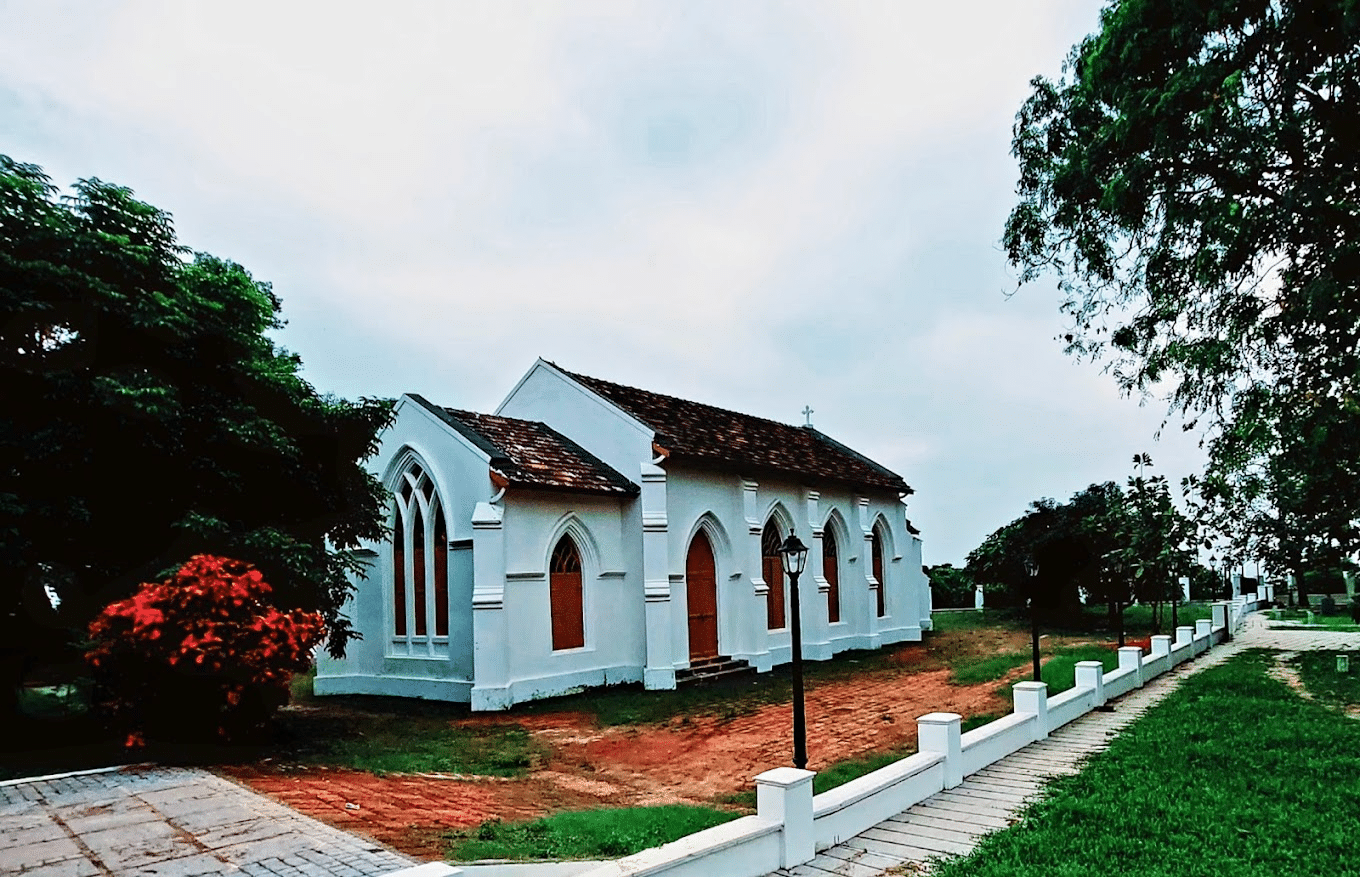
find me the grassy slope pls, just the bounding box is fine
[934,651,1360,877]
[445,805,738,861]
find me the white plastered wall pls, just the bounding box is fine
[315,396,493,702]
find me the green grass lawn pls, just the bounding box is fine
[1036,645,1119,696]
[305,718,540,776]
[445,805,739,861]
[929,609,1027,633]
[932,650,1360,877]
[949,652,1032,685]
[1291,650,1360,706]
[1267,609,1360,630]
[937,603,1215,640]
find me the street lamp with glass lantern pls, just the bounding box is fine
[779,529,810,770]
[1024,556,1041,681]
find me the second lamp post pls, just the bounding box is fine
[779,529,810,770]
[1025,556,1041,681]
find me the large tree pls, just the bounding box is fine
[967,482,1128,613]
[1006,0,1360,555]
[1,156,392,711]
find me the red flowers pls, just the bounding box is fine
[86,555,325,744]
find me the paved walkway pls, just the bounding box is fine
[768,613,1360,876]
[0,766,414,877]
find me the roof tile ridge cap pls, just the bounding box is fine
[423,404,509,462]
[805,427,908,487]
[561,367,804,431]
[530,420,639,493]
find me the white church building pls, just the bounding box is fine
[315,359,931,710]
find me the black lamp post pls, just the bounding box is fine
[1103,550,1124,648]
[1024,556,1041,681]
[780,529,810,770]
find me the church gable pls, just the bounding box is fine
[406,395,638,497]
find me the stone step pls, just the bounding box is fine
[675,656,755,684]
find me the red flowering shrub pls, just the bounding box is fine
[86,555,324,744]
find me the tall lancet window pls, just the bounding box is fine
[872,528,887,618]
[824,529,841,624]
[391,460,450,655]
[550,536,585,651]
[762,520,786,630]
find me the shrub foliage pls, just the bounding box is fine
[86,555,323,744]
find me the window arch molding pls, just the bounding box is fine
[761,502,796,632]
[869,512,898,559]
[542,513,603,578]
[384,447,452,657]
[820,508,852,625]
[682,511,733,575]
[542,513,599,653]
[869,513,896,620]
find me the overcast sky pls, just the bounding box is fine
[0,1,1207,565]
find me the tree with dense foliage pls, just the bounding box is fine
[1116,455,1198,632]
[967,482,1127,613]
[1,156,392,715]
[967,466,1197,634]
[1007,0,1360,565]
[925,563,976,609]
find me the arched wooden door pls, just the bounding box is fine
[686,532,719,660]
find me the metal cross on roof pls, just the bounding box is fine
[802,405,814,427]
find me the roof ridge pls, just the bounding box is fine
[557,364,802,431]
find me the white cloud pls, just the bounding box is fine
[0,0,1200,565]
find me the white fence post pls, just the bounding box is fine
[1174,626,1194,648]
[1118,646,1144,687]
[755,768,815,869]
[917,712,962,788]
[1013,681,1050,740]
[1151,635,1172,659]
[1211,601,1228,629]
[1195,619,1212,639]
[1075,661,1105,706]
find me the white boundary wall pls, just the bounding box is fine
[511,598,1267,877]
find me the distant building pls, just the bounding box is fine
[316,359,930,710]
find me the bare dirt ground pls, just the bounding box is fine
[222,624,1088,859]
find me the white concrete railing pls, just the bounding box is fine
[548,598,1266,877]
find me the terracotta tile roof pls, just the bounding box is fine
[558,367,911,494]
[407,396,637,496]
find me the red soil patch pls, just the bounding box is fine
[224,625,1073,860]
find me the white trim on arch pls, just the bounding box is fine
[819,508,852,624]
[540,513,599,654]
[541,512,604,579]
[386,449,452,659]
[683,511,735,573]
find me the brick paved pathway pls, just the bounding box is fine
[768,612,1360,876]
[0,765,414,877]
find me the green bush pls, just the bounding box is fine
[1321,594,1338,616]
[1351,600,1360,624]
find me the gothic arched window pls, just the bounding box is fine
[391,461,450,651]
[762,520,786,631]
[872,528,887,618]
[550,535,585,651]
[824,529,841,624]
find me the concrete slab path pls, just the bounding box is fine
[766,612,1360,876]
[0,765,414,877]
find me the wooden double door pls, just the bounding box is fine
[686,532,719,660]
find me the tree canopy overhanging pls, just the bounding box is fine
[0,156,393,706]
[1007,0,1360,569]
